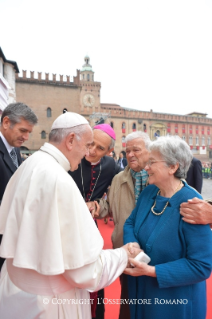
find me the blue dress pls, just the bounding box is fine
[124,182,212,319]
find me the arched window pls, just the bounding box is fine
[63,108,68,113]
[189,136,193,145]
[122,122,126,133]
[87,74,90,81]
[132,123,136,131]
[47,107,52,118]
[110,122,114,128]
[182,136,186,141]
[143,123,147,132]
[41,131,46,139]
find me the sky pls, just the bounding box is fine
[1,0,212,117]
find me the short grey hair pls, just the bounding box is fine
[49,124,89,144]
[125,131,151,150]
[149,136,192,179]
[109,138,115,150]
[1,102,38,125]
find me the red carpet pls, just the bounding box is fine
[97,219,121,319]
[97,218,212,319]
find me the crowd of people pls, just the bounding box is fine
[202,162,212,179]
[0,102,212,319]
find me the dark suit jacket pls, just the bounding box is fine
[0,136,22,268]
[186,157,203,194]
[118,157,127,168]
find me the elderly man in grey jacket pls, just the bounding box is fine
[94,131,150,319]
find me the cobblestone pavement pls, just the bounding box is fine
[202,178,212,199]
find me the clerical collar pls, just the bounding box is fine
[81,158,102,201]
[0,131,14,153]
[91,160,101,165]
[40,143,70,172]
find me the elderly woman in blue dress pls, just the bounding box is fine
[124,136,212,319]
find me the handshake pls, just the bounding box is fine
[122,243,154,277]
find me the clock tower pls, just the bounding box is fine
[80,55,101,112]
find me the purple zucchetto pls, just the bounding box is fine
[93,124,116,140]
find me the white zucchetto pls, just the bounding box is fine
[51,112,88,130]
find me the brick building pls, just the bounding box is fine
[15,56,212,159]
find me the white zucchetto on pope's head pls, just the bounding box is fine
[51,112,88,130]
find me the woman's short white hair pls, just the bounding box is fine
[125,131,151,150]
[149,136,192,179]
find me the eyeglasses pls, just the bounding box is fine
[145,160,166,167]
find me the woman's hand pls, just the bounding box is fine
[124,258,156,277]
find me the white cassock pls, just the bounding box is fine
[0,143,127,319]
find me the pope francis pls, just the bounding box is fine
[0,112,131,319]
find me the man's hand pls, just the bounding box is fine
[86,201,100,218]
[180,197,212,225]
[122,242,143,267]
[124,258,156,278]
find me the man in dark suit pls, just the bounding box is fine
[186,157,203,193]
[0,102,37,269]
[117,151,127,168]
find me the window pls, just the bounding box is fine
[47,107,52,118]
[182,136,185,141]
[132,123,136,131]
[167,123,171,133]
[182,124,185,134]
[196,126,198,134]
[208,137,211,146]
[202,126,204,134]
[122,136,126,147]
[196,136,199,145]
[41,131,46,139]
[87,74,90,81]
[122,122,126,133]
[143,123,147,132]
[189,136,193,145]
[202,136,205,146]
[189,125,192,134]
[175,124,178,133]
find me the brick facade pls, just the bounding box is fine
[15,57,212,159]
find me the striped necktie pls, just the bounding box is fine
[10,148,19,168]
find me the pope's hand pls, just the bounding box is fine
[122,243,143,267]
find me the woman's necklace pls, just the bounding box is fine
[151,180,183,216]
[80,160,102,202]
